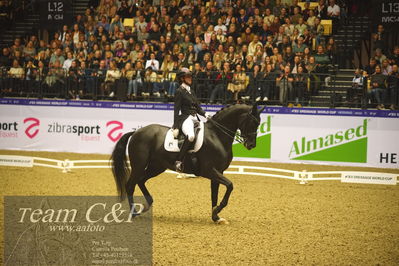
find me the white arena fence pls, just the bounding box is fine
[0,155,397,185]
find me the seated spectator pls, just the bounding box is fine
[241,27,255,44]
[327,0,340,32]
[109,15,125,35]
[374,48,387,65]
[389,46,399,66]
[196,61,217,100]
[293,65,308,107]
[290,55,304,74]
[291,28,301,45]
[346,68,365,103]
[292,36,308,57]
[291,6,302,25]
[23,41,37,60]
[277,35,291,54]
[381,59,392,76]
[44,60,65,97]
[278,7,288,25]
[145,53,160,71]
[128,61,145,98]
[216,29,226,44]
[97,16,110,32]
[78,61,94,97]
[306,56,322,94]
[210,62,233,103]
[302,1,312,21]
[247,64,263,101]
[260,64,276,102]
[95,26,108,42]
[312,17,324,46]
[50,48,65,66]
[368,65,387,110]
[67,60,80,99]
[143,67,157,98]
[269,17,281,34]
[248,35,263,57]
[0,48,12,68]
[307,9,317,28]
[295,17,307,35]
[364,58,377,77]
[316,0,328,19]
[214,18,227,35]
[283,17,295,36]
[7,59,24,93]
[372,24,388,54]
[314,45,331,73]
[274,26,284,46]
[227,64,247,100]
[11,38,24,54]
[263,8,275,27]
[63,52,75,70]
[386,64,399,110]
[103,60,121,97]
[174,16,187,34]
[276,65,294,106]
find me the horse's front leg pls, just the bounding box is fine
[211,180,220,222]
[210,168,233,224]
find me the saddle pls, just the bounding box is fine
[164,121,204,153]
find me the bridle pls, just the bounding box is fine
[208,112,260,144]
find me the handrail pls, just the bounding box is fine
[1,155,397,185]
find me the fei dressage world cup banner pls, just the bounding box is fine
[0,99,398,169]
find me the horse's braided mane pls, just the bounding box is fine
[211,103,251,120]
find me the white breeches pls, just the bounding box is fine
[182,115,198,142]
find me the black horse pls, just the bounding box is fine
[111,103,265,224]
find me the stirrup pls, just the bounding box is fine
[175,161,183,173]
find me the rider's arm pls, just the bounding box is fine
[173,89,182,129]
[195,101,206,117]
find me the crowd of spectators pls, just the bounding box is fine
[346,24,398,110]
[0,0,374,107]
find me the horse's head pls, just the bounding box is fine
[239,104,265,150]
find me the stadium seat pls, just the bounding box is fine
[123,18,134,28]
[321,20,332,35]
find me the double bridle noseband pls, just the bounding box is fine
[208,112,260,144]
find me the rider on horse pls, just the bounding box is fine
[173,68,210,172]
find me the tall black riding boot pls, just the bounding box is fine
[175,137,192,173]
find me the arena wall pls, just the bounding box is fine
[0,98,398,169]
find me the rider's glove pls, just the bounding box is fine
[172,128,179,138]
[204,112,212,120]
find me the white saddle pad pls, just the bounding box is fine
[164,122,205,153]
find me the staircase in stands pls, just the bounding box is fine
[309,16,371,107]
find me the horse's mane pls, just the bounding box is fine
[211,103,252,121]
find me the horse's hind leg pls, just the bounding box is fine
[125,173,138,215]
[139,163,166,213]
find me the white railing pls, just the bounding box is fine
[0,155,397,185]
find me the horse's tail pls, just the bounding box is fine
[111,131,135,201]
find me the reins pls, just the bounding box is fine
[208,112,259,144]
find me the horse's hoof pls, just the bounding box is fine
[215,218,229,225]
